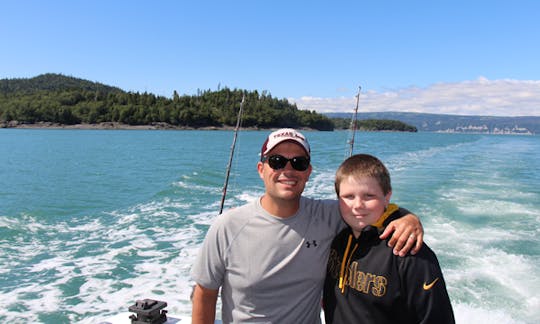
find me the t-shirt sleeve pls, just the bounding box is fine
[191,216,227,290]
[315,198,346,234]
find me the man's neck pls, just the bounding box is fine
[260,195,301,218]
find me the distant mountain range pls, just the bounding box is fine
[325,112,540,135]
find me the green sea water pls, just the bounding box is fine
[0,129,539,323]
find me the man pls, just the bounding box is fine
[191,128,423,323]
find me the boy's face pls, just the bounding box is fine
[338,175,391,237]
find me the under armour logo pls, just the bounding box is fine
[306,240,318,248]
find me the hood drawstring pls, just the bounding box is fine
[338,233,358,293]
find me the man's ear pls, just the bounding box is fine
[257,161,265,179]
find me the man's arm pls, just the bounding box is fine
[379,208,424,256]
[192,283,219,324]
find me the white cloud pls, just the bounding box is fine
[289,78,540,116]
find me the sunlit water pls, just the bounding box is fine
[1,129,538,323]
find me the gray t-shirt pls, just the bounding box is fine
[191,196,344,323]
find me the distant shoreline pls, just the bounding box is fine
[0,121,322,131]
[1,121,244,131]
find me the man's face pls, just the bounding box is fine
[257,141,312,203]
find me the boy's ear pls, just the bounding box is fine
[385,191,392,205]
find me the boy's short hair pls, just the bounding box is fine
[335,154,392,196]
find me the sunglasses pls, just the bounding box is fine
[261,154,310,171]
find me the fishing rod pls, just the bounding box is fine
[347,86,361,157]
[219,94,245,214]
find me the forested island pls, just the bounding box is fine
[0,74,335,130]
[331,117,417,132]
[0,74,416,132]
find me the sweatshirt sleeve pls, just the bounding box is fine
[398,244,455,324]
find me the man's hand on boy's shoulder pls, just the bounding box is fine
[380,210,423,257]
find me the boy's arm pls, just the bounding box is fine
[402,247,456,323]
[379,208,424,256]
[192,283,219,324]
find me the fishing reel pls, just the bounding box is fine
[128,299,168,324]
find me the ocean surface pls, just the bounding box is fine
[0,129,539,324]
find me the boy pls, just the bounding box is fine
[323,154,455,323]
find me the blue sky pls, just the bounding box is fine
[2,0,539,116]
